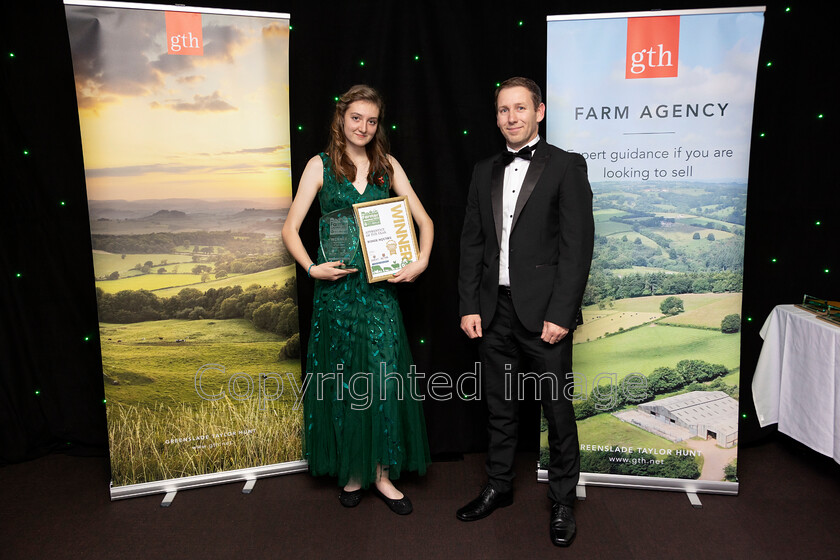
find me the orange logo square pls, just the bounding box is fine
[166,12,203,56]
[626,16,679,79]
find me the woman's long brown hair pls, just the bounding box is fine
[325,84,393,186]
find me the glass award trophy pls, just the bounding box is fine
[319,207,359,266]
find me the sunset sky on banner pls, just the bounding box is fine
[65,8,290,201]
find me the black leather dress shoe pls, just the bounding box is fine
[456,484,513,521]
[550,503,576,547]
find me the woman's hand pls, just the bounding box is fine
[310,261,357,281]
[388,258,427,283]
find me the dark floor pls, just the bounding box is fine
[1,435,838,559]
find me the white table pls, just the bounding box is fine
[752,304,840,464]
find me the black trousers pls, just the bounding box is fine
[479,289,580,506]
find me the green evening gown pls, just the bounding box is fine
[303,152,430,488]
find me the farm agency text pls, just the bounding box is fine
[193,364,649,411]
[575,102,729,120]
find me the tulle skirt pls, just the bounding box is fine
[302,272,430,488]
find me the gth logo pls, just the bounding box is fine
[166,11,204,56]
[625,16,679,79]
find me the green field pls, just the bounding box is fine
[596,221,634,236]
[95,264,296,296]
[575,310,662,343]
[650,203,678,212]
[721,370,740,387]
[609,266,676,276]
[593,208,630,222]
[664,223,736,245]
[154,265,296,297]
[576,292,741,342]
[604,231,662,249]
[101,317,303,486]
[542,413,689,452]
[573,323,740,383]
[101,318,300,406]
[96,273,202,293]
[93,251,195,278]
[674,215,741,231]
[659,293,742,328]
[695,205,739,222]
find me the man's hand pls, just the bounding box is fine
[460,314,483,339]
[541,321,568,345]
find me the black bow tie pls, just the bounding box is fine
[500,145,535,165]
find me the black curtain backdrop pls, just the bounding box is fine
[1,1,836,466]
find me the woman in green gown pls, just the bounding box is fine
[281,85,433,514]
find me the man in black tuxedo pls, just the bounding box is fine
[456,77,594,547]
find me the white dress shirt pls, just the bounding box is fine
[499,135,540,287]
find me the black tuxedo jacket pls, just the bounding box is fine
[458,141,595,333]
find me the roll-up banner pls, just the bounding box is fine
[64,1,303,499]
[540,7,765,494]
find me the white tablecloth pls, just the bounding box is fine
[752,304,840,463]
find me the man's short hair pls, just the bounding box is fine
[495,77,542,111]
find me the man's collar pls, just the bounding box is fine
[507,135,540,153]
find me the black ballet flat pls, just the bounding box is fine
[372,487,413,515]
[339,488,363,507]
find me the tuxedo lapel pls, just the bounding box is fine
[511,143,549,231]
[490,158,506,246]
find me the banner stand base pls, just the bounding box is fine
[112,460,309,501]
[537,468,739,497]
[686,492,703,508]
[576,485,587,500]
[157,474,268,505]
[161,492,177,508]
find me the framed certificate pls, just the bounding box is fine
[352,196,420,283]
